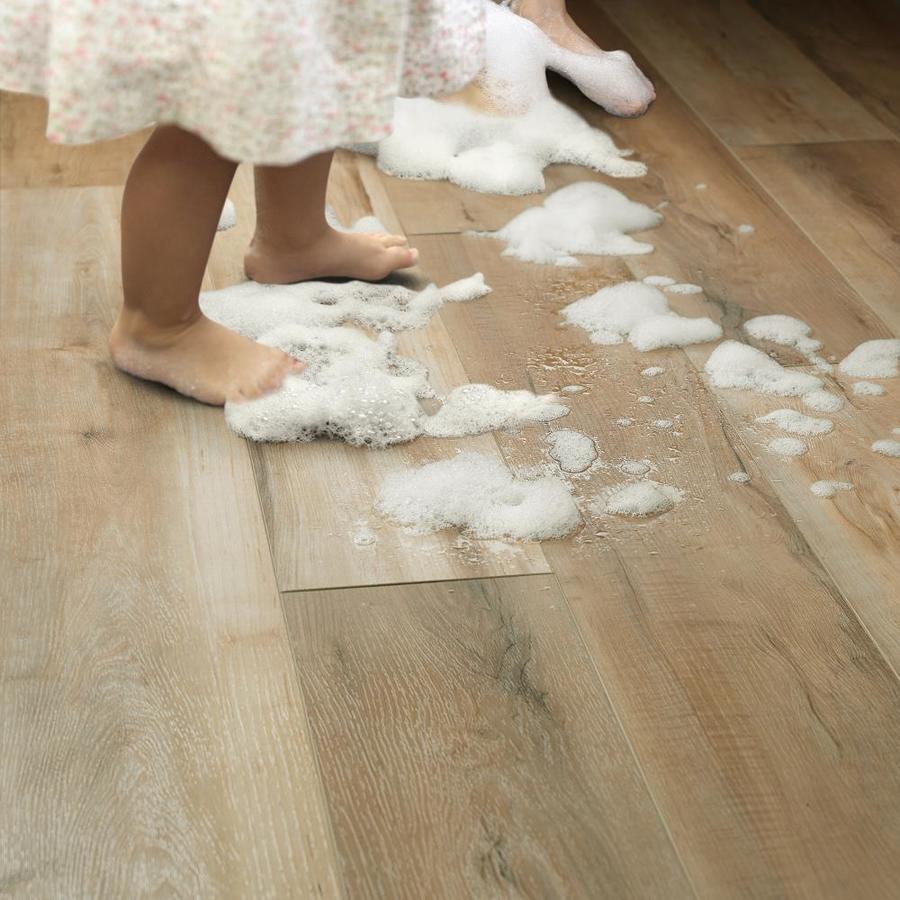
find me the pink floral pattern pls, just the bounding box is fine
[0,0,485,164]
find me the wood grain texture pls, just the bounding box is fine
[284,575,694,900]
[750,0,900,137]
[0,92,149,188]
[410,231,900,898]
[0,187,342,897]
[595,0,893,145]
[217,152,551,592]
[736,140,900,336]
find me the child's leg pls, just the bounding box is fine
[245,151,418,284]
[110,125,301,405]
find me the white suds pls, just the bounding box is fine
[839,339,900,379]
[641,366,665,377]
[755,409,833,436]
[802,389,844,413]
[767,437,807,457]
[561,384,586,394]
[852,381,887,397]
[595,481,683,517]
[350,520,378,546]
[216,199,236,231]
[546,429,599,474]
[810,481,853,499]
[615,417,635,427]
[562,281,722,350]
[728,472,751,484]
[871,439,900,458]
[651,418,674,429]
[619,459,653,476]
[664,283,704,295]
[479,182,662,265]
[695,182,708,190]
[423,384,568,438]
[375,452,581,540]
[202,273,489,338]
[643,276,676,287]
[704,341,823,398]
[638,395,654,404]
[737,224,755,234]
[743,315,822,356]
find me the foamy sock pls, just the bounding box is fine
[479,183,662,265]
[545,429,599,474]
[375,452,581,540]
[839,339,900,378]
[562,281,722,350]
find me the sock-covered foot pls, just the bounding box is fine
[244,227,419,285]
[110,310,303,406]
[508,1,656,117]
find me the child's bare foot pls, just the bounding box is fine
[109,309,303,405]
[244,227,419,285]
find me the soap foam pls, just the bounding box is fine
[479,182,662,266]
[704,341,824,398]
[810,481,853,499]
[802,389,844,414]
[728,471,751,484]
[664,283,704,295]
[641,366,665,377]
[619,459,653,476]
[594,480,683,517]
[216,199,236,232]
[839,339,900,379]
[563,281,722,350]
[767,437,807,457]
[744,315,822,356]
[755,409,833,436]
[872,439,900,458]
[643,276,675,287]
[376,452,581,540]
[852,381,887,397]
[546,429,598,474]
[423,384,568,438]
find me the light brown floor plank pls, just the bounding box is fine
[749,0,900,138]
[215,153,551,592]
[0,187,343,897]
[0,92,148,188]
[736,140,900,336]
[594,0,892,145]
[283,575,694,900]
[411,231,900,897]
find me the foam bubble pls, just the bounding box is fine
[695,183,708,191]
[643,276,675,287]
[641,366,665,377]
[350,520,378,546]
[767,437,807,457]
[546,429,599,474]
[728,472,751,484]
[563,281,722,350]
[638,395,654,404]
[652,419,674,429]
[561,384,586,394]
[423,384,568,438]
[839,339,900,379]
[664,283,704,295]
[595,481,683,517]
[852,381,887,397]
[872,439,900,458]
[479,183,662,266]
[615,417,635,427]
[755,409,833,436]
[744,315,822,356]
[619,459,653,476]
[216,199,236,232]
[810,481,853,499]
[737,224,755,234]
[704,341,824,397]
[802,389,844,413]
[376,452,581,540]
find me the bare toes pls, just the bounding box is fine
[380,234,409,248]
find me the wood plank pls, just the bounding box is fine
[736,140,900,336]
[283,575,693,899]
[217,152,551,591]
[595,0,893,145]
[0,91,149,188]
[0,186,343,897]
[411,231,900,897]
[749,0,900,137]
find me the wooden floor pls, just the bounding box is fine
[2,0,899,896]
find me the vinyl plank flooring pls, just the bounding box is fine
[412,231,900,897]
[0,91,148,188]
[218,152,551,591]
[594,0,892,145]
[0,187,343,897]
[283,575,693,900]
[736,140,900,336]
[749,0,900,137]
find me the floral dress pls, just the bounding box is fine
[0,0,485,164]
